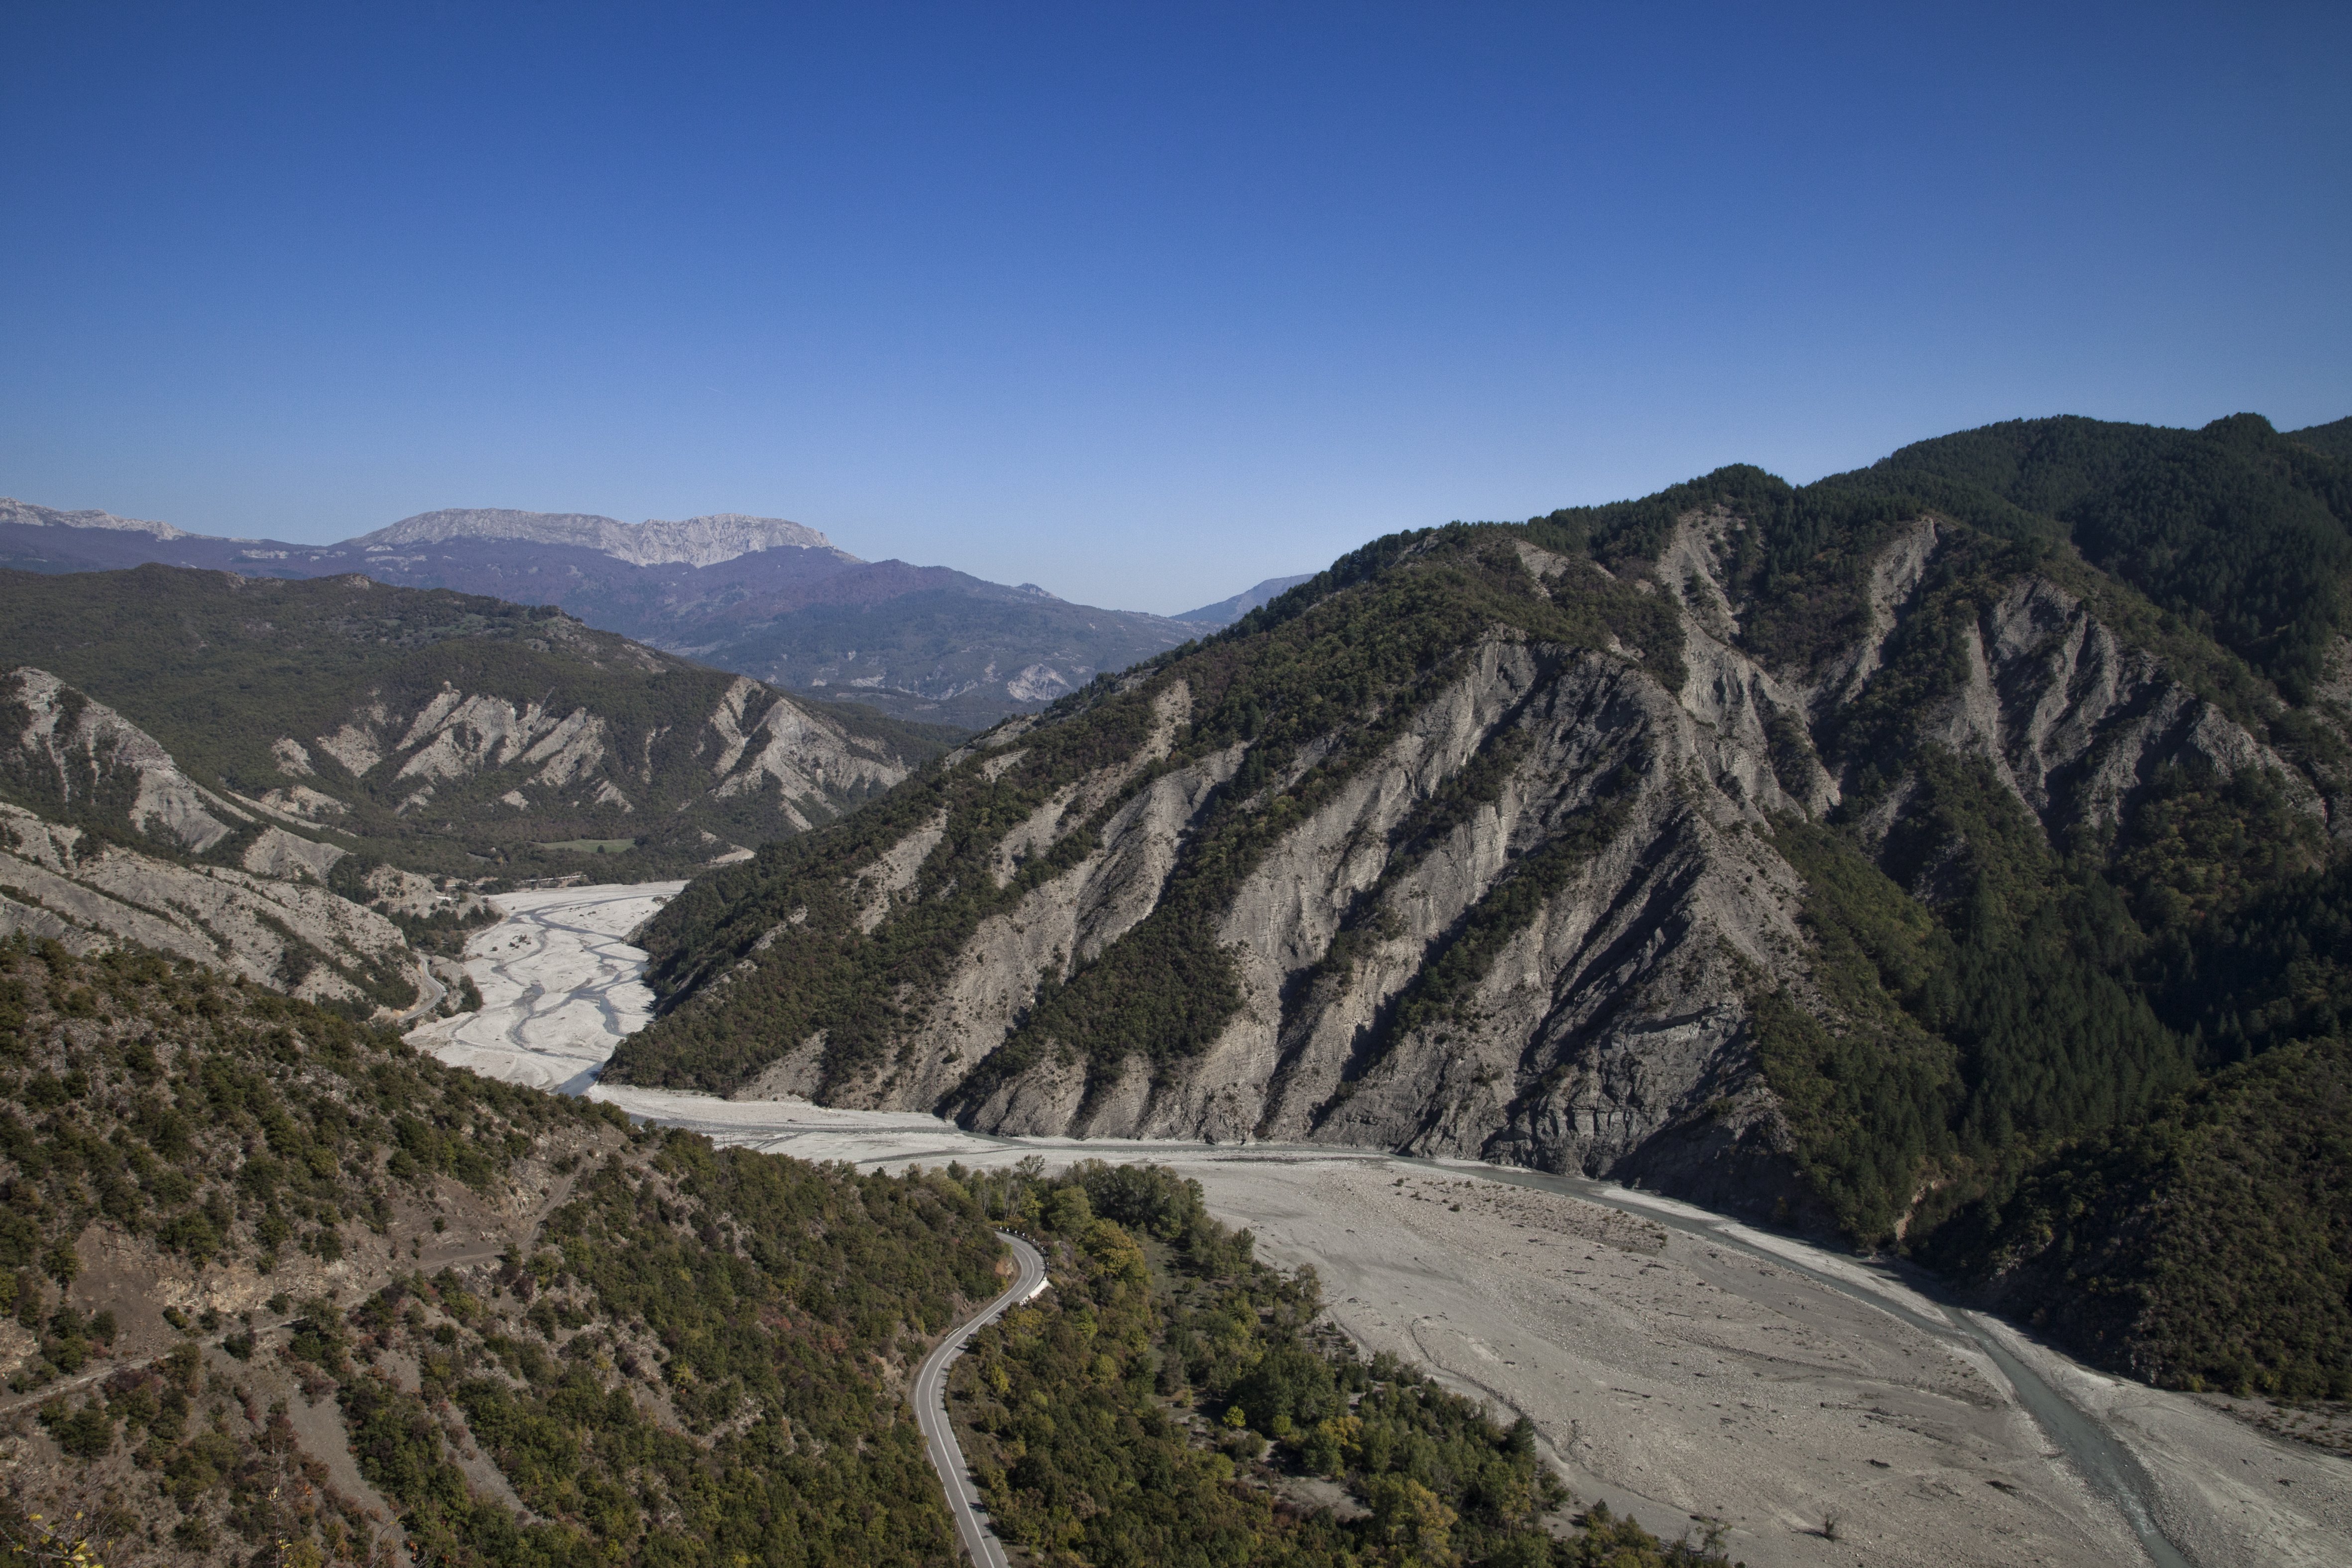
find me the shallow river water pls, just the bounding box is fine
[408,883,2346,1568]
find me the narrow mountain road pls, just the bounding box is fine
[392,960,447,1025]
[916,1231,1047,1568]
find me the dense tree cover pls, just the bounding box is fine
[0,565,941,880]
[1510,413,2352,1399]
[1687,420,2346,1261]
[1924,1035,2352,1399]
[0,933,601,1344]
[333,1136,1002,1568]
[945,1159,1729,1567]
[10,934,1707,1566]
[1820,412,2352,704]
[1,934,1011,1566]
[1527,465,1940,672]
[1753,588,2327,1241]
[1756,760,2202,1249]
[615,529,1682,1106]
[2154,856,2352,1062]
[2291,415,2352,464]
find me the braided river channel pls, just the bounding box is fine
[407,883,2347,1568]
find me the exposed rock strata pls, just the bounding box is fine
[294,674,907,829]
[0,802,411,1006]
[648,519,2326,1224]
[3,666,250,851]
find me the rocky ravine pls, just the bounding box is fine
[0,666,479,1012]
[0,643,939,1013]
[616,513,2334,1224]
[616,510,2343,1222]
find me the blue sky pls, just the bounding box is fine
[4,2,2347,614]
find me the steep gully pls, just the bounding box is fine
[407,884,2315,1568]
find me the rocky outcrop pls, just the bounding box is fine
[241,824,346,880]
[0,495,191,540]
[2,666,250,851]
[0,669,509,1014]
[707,677,906,806]
[1,566,946,885]
[0,802,414,1009]
[286,674,909,830]
[1909,576,2324,836]
[349,507,838,567]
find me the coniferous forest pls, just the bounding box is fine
[0,938,1727,1566]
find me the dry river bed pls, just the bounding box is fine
[407,884,2349,1568]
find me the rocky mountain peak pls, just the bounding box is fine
[0,495,191,541]
[353,506,845,568]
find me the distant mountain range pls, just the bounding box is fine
[0,498,1259,727]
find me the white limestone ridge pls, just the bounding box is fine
[0,496,192,541]
[353,507,849,568]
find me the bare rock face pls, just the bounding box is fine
[627,515,2324,1226]
[241,824,347,880]
[0,668,487,1014]
[0,567,941,889]
[0,495,190,540]
[2,666,248,851]
[350,507,837,567]
[277,672,911,836]
[0,801,414,1009]
[707,677,907,809]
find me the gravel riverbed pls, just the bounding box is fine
[410,883,2350,1568]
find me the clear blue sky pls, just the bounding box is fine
[4,2,2347,614]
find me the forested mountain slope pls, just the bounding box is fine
[1,936,1722,1568]
[610,411,2352,1396]
[0,934,1008,1566]
[1,666,493,1020]
[0,566,954,883]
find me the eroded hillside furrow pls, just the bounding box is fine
[0,567,949,889]
[617,421,2352,1403]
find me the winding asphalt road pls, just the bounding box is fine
[915,1232,1048,1568]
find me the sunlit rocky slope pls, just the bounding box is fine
[0,566,957,1019]
[611,412,2352,1394]
[0,565,945,882]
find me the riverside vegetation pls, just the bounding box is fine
[610,412,2352,1404]
[944,1159,1728,1567]
[1,934,1718,1567]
